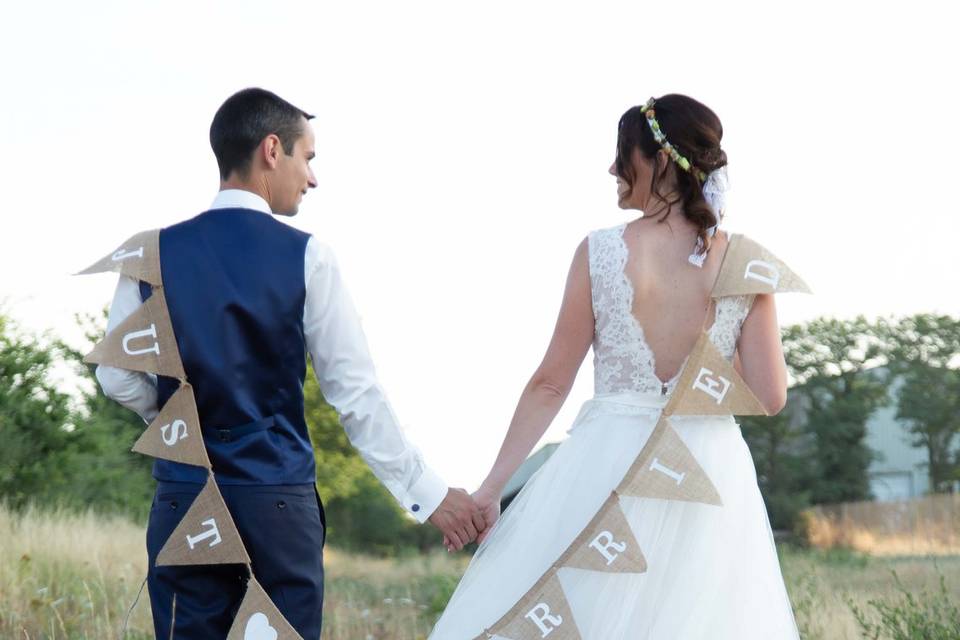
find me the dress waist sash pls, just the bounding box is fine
[569,391,735,434]
[591,391,670,410]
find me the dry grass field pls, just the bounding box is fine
[1,504,958,639]
[803,493,960,557]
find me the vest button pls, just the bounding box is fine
[277,501,286,510]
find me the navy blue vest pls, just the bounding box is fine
[140,208,315,485]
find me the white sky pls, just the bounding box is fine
[1,0,957,491]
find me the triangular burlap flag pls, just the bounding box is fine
[227,576,304,640]
[76,229,163,286]
[83,289,185,379]
[132,383,210,469]
[490,573,581,640]
[560,492,646,574]
[711,234,811,297]
[156,474,251,566]
[663,332,766,417]
[617,417,722,506]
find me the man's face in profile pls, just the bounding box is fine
[273,118,317,216]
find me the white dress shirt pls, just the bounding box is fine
[95,189,448,523]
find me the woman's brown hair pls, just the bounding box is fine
[615,94,727,255]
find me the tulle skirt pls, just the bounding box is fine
[429,392,800,639]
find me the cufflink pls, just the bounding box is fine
[411,504,420,513]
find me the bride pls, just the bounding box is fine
[430,94,801,639]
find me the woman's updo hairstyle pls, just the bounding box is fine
[615,94,727,253]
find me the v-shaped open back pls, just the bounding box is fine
[622,222,726,385]
[588,222,754,397]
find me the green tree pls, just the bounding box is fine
[880,314,960,493]
[781,317,889,504]
[743,317,891,525]
[740,409,812,530]
[56,311,155,519]
[1,310,154,518]
[0,313,75,509]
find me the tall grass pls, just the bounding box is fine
[781,545,960,639]
[2,503,958,639]
[321,550,467,639]
[0,504,152,639]
[0,503,468,639]
[801,493,960,556]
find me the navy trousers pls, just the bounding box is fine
[146,481,325,639]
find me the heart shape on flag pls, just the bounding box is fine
[244,612,278,640]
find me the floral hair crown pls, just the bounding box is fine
[641,97,708,183]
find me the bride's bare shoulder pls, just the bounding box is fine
[586,221,629,239]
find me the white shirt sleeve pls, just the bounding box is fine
[94,275,160,423]
[303,237,448,523]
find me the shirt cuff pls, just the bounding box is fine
[401,466,448,524]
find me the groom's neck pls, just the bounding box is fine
[219,176,273,213]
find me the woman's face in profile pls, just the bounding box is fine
[610,147,656,211]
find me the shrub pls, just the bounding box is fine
[848,570,960,640]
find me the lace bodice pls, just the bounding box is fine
[588,223,754,396]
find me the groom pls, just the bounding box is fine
[95,87,487,639]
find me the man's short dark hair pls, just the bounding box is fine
[210,88,314,180]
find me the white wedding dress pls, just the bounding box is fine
[429,224,800,639]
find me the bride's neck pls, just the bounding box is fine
[640,193,688,224]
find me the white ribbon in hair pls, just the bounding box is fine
[689,166,729,268]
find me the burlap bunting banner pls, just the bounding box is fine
[560,492,646,574]
[156,473,251,566]
[712,234,811,298]
[132,382,211,469]
[76,226,811,638]
[227,576,304,640]
[617,417,722,506]
[663,332,766,417]
[489,573,581,640]
[83,289,185,379]
[76,229,163,286]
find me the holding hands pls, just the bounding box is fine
[428,488,488,551]
[430,485,502,551]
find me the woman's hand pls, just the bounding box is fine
[471,484,502,544]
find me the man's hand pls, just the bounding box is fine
[428,487,486,551]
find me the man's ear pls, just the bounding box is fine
[261,134,282,170]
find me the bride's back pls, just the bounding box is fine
[624,217,729,382]
[588,217,751,398]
